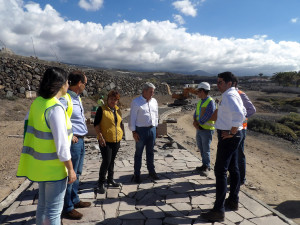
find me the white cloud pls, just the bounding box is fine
[78,0,103,11]
[172,0,197,17]
[0,0,300,75]
[291,17,298,23]
[173,14,185,25]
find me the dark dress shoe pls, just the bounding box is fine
[107,179,120,187]
[201,210,225,222]
[63,209,83,220]
[97,183,106,194]
[132,175,141,184]
[74,200,91,208]
[149,172,159,180]
[225,198,239,211]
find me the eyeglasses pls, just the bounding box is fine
[217,81,224,85]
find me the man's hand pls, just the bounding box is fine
[72,136,78,143]
[193,120,199,129]
[68,169,77,184]
[221,131,234,139]
[132,131,139,142]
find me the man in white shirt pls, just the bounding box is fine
[201,72,246,222]
[129,82,159,183]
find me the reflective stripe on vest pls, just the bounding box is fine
[26,125,73,139]
[196,97,215,130]
[17,96,73,182]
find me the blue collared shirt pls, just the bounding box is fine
[60,90,88,136]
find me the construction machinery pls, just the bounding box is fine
[171,87,198,106]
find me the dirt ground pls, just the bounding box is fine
[0,92,299,224]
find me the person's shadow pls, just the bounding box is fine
[273,200,300,222]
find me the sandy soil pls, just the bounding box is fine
[0,93,299,224]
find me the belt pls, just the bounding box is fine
[74,135,85,139]
[137,125,154,128]
[217,129,230,132]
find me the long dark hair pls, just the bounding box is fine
[38,67,68,99]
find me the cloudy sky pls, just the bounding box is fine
[1,0,300,76]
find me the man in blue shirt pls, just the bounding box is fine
[193,82,216,176]
[60,70,91,220]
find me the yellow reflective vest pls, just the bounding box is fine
[17,96,73,182]
[195,97,215,130]
[99,105,123,143]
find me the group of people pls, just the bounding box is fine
[194,72,256,222]
[16,67,159,224]
[16,66,255,224]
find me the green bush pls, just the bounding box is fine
[248,118,298,141]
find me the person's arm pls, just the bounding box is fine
[93,107,106,147]
[240,92,256,118]
[129,100,138,131]
[47,105,76,184]
[193,110,199,129]
[199,100,215,124]
[129,100,140,142]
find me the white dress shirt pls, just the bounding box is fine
[46,104,71,162]
[129,95,159,131]
[215,87,246,130]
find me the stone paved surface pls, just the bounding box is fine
[0,136,296,225]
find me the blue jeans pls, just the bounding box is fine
[134,126,156,176]
[238,129,246,184]
[196,129,214,168]
[64,137,85,213]
[213,130,242,212]
[36,178,67,225]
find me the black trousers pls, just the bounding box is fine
[98,141,120,183]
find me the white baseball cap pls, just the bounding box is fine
[197,82,210,91]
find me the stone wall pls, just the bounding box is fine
[0,55,170,98]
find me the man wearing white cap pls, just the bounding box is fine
[193,82,216,176]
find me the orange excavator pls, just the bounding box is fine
[171,87,198,106]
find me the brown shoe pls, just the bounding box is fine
[74,200,91,208]
[64,209,83,220]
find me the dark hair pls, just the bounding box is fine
[38,67,68,99]
[68,70,86,86]
[107,90,120,101]
[218,71,234,83]
[232,75,238,87]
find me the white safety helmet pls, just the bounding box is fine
[197,82,210,91]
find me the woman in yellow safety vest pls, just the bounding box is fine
[94,90,124,194]
[17,67,76,225]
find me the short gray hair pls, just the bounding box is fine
[143,82,156,91]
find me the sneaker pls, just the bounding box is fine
[74,201,91,208]
[149,172,159,180]
[201,210,224,222]
[64,209,83,220]
[225,198,239,211]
